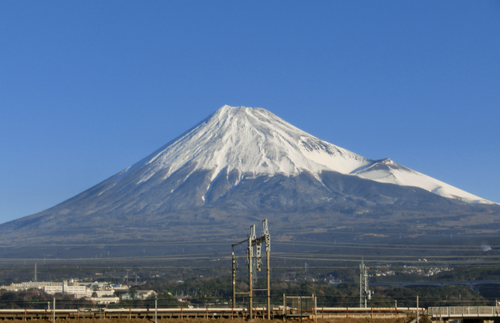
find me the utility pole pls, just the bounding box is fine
[34,263,37,282]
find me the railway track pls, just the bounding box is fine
[0,307,420,320]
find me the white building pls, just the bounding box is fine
[1,280,129,302]
[89,297,120,304]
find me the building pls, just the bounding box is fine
[89,297,120,304]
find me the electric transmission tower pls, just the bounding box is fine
[359,259,372,308]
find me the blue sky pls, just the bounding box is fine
[1,1,499,224]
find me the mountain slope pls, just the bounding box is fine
[354,158,491,204]
[0,105,498,249]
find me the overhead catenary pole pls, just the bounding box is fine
[248,224,256,320]
[359,260,365,308]
[416,295,419,323]
[267,249,271,318]
[155,295,158,323]
[231,237,250,312]
[263,219,271,319]
[232,250,236,309]
[231,220,271,320]
[359,259,370,308]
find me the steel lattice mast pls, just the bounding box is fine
[232,219,271,320]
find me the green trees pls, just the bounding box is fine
[142,275,492,308]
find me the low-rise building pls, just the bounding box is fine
[1,280,131,303]
[89,297,120,304]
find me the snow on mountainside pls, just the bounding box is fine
[354,158,491,204]
[113,105,491,205]
[122,105,372,184]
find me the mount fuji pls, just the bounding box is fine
[121,105,489,204]
[1,105,498,254]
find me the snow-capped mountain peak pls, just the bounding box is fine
[117,105,492,205]
[127,105,372,182]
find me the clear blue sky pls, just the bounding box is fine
[1,1,499,224]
